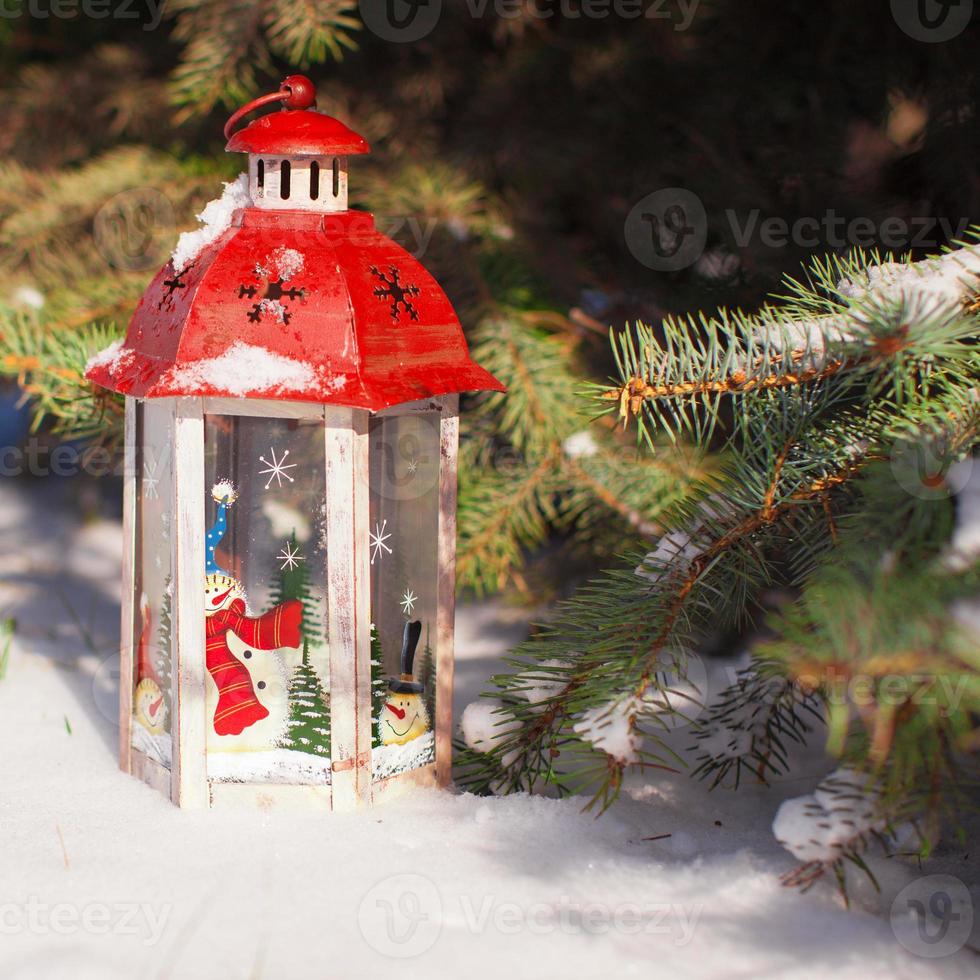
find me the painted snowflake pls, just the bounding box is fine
[259,447,297,489]
[370,519,393,565]
[370,265,421,322]
[277,541,304,571]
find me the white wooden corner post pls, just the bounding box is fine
[171,397,208,808]
[118,398,138,774]
[436,396,460,787]
[325,407,373,809]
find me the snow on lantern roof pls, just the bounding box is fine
[85,77,504,411]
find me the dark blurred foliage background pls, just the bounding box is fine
[0,0,977,594]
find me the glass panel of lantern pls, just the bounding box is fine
[368,412,441,780]
[132,400,175,768]
[202,414,331,785]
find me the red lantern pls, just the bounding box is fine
[86,76,503,811]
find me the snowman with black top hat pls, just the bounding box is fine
[379,621,430,746]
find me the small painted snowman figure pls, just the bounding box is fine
[134,677,168,735]
[207,629,291,753]
[202,480,303,739]
[379,620,430,746]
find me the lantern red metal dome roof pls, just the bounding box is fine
[225,107,370,156]
[223,73,370,156]
[85,78,503,410]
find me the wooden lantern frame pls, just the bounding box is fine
[118,393,459,811]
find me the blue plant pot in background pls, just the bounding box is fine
[0,384,32,452]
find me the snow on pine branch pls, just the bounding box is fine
[690,663,819,786]
[772,767,888,877]
[944,457,980,571]
[605,239,980,428]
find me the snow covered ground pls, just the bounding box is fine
[0,478,976,979]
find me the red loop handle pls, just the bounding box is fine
[223,75,317,141]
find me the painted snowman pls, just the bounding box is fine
[204,483,301,752]
[134,677,168,735]
[379,620,430,746]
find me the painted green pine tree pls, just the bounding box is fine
[417,625,436,726]
[370,624,387,749]
[280,638,331,759]
[154,579,173,717]
[271,532,331,756]
[267,531,321,644]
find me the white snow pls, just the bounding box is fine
[562,430,599,459]
[513,658,569,708]
[163,341,348,398]
[208,748,332,785]
[170,173,250,272]
[256,246,305,281]
[944,457,980,571]
[839,245,980,315]
[636,528,699,583]
[460,699,522,753]
[372,731,435,781]
[84,339,135,377]
[257,298,288,323]
[772,767,885,865]
[693,720,753,761]
[1,479,978,979]
[12,284,44,309]
[210,479,237,504]
[573,698,641,764]
[164,341,318,396]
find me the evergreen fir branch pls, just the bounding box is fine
[600,243,980,448]
[689,659,822,788]
[457,449,561,596]
[470,311,585,457]
[461,240,979,813]
[264,0,360,65]
[167,0,269,116]
[0,313,123,442]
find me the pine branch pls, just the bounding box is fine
[460,239,980,813]
[0,313,123,442]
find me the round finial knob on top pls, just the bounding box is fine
[280,74,316,110]
[224,74,318,140]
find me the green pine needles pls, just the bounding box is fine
[458,237,980,881]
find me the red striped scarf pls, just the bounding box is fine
[205,597,302,736]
